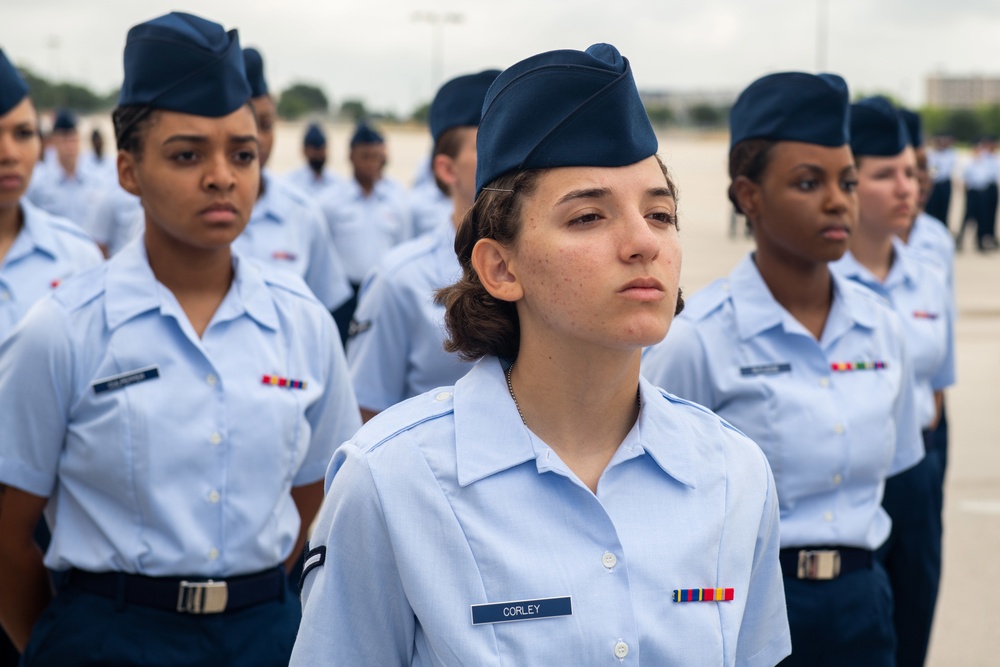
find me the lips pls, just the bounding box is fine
[0,174,24,191]
[821,224,850,241]
[199,202,238,223]
[620,277,666,301]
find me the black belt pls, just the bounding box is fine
[67,567,285,614]
[779,547,873,580]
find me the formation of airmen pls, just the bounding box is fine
[0,9,960,667]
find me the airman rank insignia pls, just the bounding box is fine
[912,311,939,320]
[673,587,734,602]
[262,374,307,389]
[830,361,886,372]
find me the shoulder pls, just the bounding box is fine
[244,255,325,307]
[51,262,109,313]
[377,235,438,278]
[348,389,456,456]
[26,203,102,257]
[676,277,735,323]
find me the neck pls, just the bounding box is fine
[752,246,835,340]
[849,225,895,283]
[508,338,641,492]
[0,203,24,263]
[451,194,473,230]
[898,214,916,244]
[355,174,375,195]
[58,157,76,177]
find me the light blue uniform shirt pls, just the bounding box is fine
[319,176,413,283]
[0,238,361,577]
[347,222,472,411]
[85,185,143,255]
[907,211,955,291]
[25,162,104,230]
[282,164,342,201]
[642,255,923,550]
[233,170,353,311]
[0,200,102,338]
[409,181,454,237]
[927,147,956,184]
[832,240,955,429]
[963,153,999,190]
[293,357,791,667]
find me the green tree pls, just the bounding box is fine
[18,67,112,112]
[645,105,674,127]
[339,99,367,122]
[688,103,727,127]
[277,83,329,119]
[410,102,431,125]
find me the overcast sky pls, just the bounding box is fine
[3,0,1000,114]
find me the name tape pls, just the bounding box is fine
[471,596,572,625]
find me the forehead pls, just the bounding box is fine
[534,156,672,199]
[769,141,854,171]
[147,107,257,139]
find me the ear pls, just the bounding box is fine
[117,150,141,197]
[432,153,457,190]
[470,238,522,303]
[731,175,761,223]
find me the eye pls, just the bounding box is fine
[568,212,602,226]
[233,149,258,165]
[795,179,818,192]
[14,127,37,141]
[648,210,678,227]
[841,178,858,193]
[172,150,197,164]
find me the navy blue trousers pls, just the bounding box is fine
[877,430,944,667]
[20,576,300,667]
[925,181,951,228]
[780,562,895,667]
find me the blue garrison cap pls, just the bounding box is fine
[730,72,850,150]
[304,123,326,147]
[119,12,251,117]
[242,47,268,98]
[351,121,384,146]
[475,43,657,198]
[899,108,923,149]
[429,69,501,143]
[52,108,77,131]
[0,49,29,116]
[851,96,910,157]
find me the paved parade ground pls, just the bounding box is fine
[274,124,999,665]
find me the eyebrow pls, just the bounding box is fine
[162,134,260,146]
[555,186,675,206]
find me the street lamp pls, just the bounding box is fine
[412,11,464,93]
[816,0,829,71]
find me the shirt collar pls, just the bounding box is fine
[833,238,916,295]
[249,171,288,226]
[10,200,60,260]
[454,357,697,489]
[729,253,877,341]
[105,237,279,332]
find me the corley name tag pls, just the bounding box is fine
[471,596,572,625]
[92,366,160,394]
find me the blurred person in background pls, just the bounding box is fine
[282,122,341,201]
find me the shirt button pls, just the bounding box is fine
[208,548,219,560]
[209,432,222,445]
[206,373,218,386]
[819,377,830,388]
[832,474,843,485]
[823,512,834,522]
[208,490,221,504]
[602,552,618,569]
[614,641,630,659]
[833,423,845,435]
[434,391,451,402]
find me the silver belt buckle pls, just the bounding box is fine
[797,550,842,580]
[176,580,229,614]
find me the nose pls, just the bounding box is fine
[824,179,852,214]
[202,152,236,192]
[622,209,661,263]
[0,131,17,165]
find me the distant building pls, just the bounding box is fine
[926,75,1000,109]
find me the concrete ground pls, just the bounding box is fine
[269,125,1000,665]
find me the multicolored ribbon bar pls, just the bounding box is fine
[912,311,939,320]
[262,375,307,389]
[830,361,887,372]
[271,250,298,261]
[672,588,734,602]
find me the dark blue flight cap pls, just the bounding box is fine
[899,108,923,149]
[851,96,910,157]
[351,122,384,146]
[730,72,850,150]
[242,47,268,98]
[0,49,29,116]
[429,69,501,143]
[475,43,657,198]
[304,123,326,147]
[52,108,78,132]
[118,12,251,117]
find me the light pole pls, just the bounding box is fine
[412,11,464,94]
